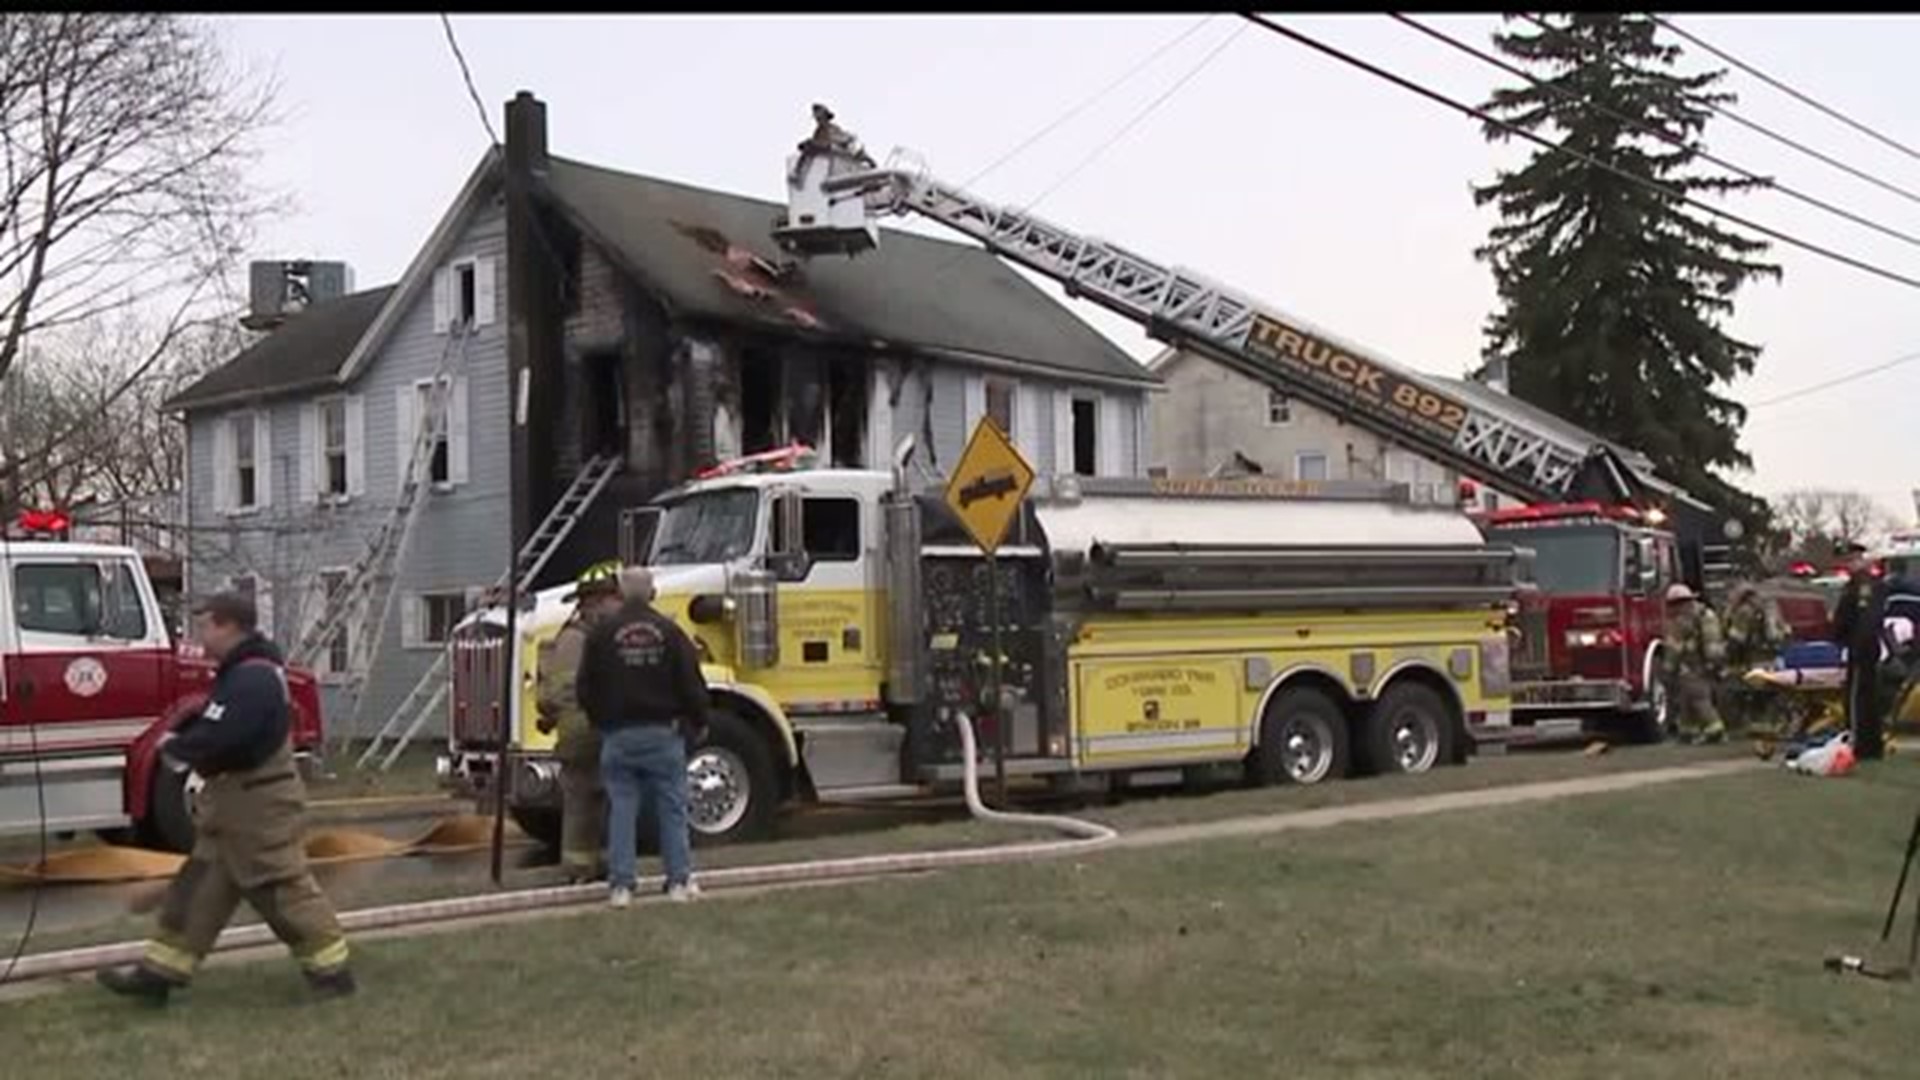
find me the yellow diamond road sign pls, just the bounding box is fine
[944,417,1036,555]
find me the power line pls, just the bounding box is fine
[1651,14,1920,166]
[1391,13,1920,253]
[959,14,1218,190]
[1518,14,1920,211]
[1023,21,1249,213]
[1235,14,1920,293]
[438,14,501,150]
[1748,348,1920,409]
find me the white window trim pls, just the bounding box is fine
[405,590,470,650]
[433,255,497,334]
[401,376,469,492]
[225,411,269,517]
[309,566,354,682]
[1294,450,1330,483]
[1265,389,1294,428]
[313,396,355,504]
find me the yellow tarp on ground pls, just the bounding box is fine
[0,814,504,886]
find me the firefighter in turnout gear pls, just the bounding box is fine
[1662,583,1729,744]
[535,561,625,882]
[96,593,353,1004]
[1723,583,1789,735]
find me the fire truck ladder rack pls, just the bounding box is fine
[1076,543,1524,614]
[354,451,622,771]
[295,326,476,756]
[773,128,1596,506]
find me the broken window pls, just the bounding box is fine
[1071,397,1098,477]
[455,262,477,326]
[414,381,452,485]
[740,348,783,454]
[233,415,259,509]
[827,361,868,467]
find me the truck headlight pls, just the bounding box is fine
[1565,628,1624,650]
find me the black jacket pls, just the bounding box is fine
[1834,575,1887,665]
[167,634,291,775]
[575,600,711,734]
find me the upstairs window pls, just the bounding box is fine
[1266,390,1293,427]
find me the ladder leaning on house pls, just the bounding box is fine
[353,450,622,771]
[291,322,475,743]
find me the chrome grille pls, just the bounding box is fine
[450,624,508,748]
[1512,605,1551,677]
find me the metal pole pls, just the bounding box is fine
[988,549,1007,804]
[491,349,519,888]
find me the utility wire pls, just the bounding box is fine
[959,14,1218,190]
[1235,13,1920,293]
[1518,14,1920,210]
[1748,348,1920,409]
[439,14,502,149]
[1391,13,1920,253]
[1023,21,1249,213]
[1651,14,1920,166]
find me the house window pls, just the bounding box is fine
[420,592,468,646]
[1295,451,1329,482]
[318,569,351,675]
[455,261,477,327]
[1071,397,1099,477]
[414,381,452,486]
[232,415,258,509]
[985,379,1015,436]
[320,398,349,497]
[1266,390,1292,427]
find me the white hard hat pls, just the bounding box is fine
[1665,583,1696,603]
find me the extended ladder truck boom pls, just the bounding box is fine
[771,108,1660,512]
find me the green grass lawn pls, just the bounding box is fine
[12,748,1920,1078]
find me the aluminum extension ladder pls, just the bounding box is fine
[354,451,622,771]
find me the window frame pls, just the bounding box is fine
[983,377,1016,437]
[232,413,260,511]
[453,258,478,328]
[1265,389,1293,428]
[318,396,350,500]
[316,568,352,678]
[418,591,469,648]
[1070,394,1100,478]
[412,378,454,488]
[1294,450,1330,483]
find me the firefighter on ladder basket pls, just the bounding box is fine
[1662,583,1730,745]
[96,592,355,1004]
[535,561,625,883]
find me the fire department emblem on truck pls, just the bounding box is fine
[64,656,108,698]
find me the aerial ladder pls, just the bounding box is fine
[770,106,1708,527]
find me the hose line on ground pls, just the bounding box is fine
[6,715,1116,985]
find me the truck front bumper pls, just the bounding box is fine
[1511,678,1637,715]
[438,749,562,811]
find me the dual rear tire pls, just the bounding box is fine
[1248,683,1458,788]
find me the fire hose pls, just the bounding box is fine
[2,715,1116,985]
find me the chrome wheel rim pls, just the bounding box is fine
[1281,716,1335,784]
[686,747,750,836]
[1388,709,1440,773]
[1648,679,1672,737]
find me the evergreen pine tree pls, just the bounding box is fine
[1473,13,1779,534]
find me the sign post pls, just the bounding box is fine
[942,417,1036,804]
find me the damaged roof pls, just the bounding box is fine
[543,156,1155,387]
[165,286,396,411]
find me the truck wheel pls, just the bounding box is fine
[1248,687,1349,786]
[1366,683,1456,776]
[1627,678,1672,745]
[683,709,779,845]
[140,763,199,854]
[510,807,562,850]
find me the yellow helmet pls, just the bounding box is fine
[574,560,623,600]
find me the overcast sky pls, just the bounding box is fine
[221,14,1920,522]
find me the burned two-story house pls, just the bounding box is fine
[168,91,1159,738]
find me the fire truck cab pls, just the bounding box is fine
[1477,502,1680,740]
[0,519,326,852]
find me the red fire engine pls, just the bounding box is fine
[1474,502,1684,740]
[0,510,325,852]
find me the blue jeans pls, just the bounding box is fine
[599,724,693,891]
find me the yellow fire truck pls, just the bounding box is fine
[440,443,1520,846]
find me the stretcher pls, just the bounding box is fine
[1740,640,1919,759]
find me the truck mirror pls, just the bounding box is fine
[767,551,813,583]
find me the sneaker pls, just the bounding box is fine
[608,886,634,910]
[305,968,358,1001]
[665,881,702,904]
[95,965,176,1005]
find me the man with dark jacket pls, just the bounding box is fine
[96,593,354,1004]
[1833,542,1889,760]
[576,567,711,909]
